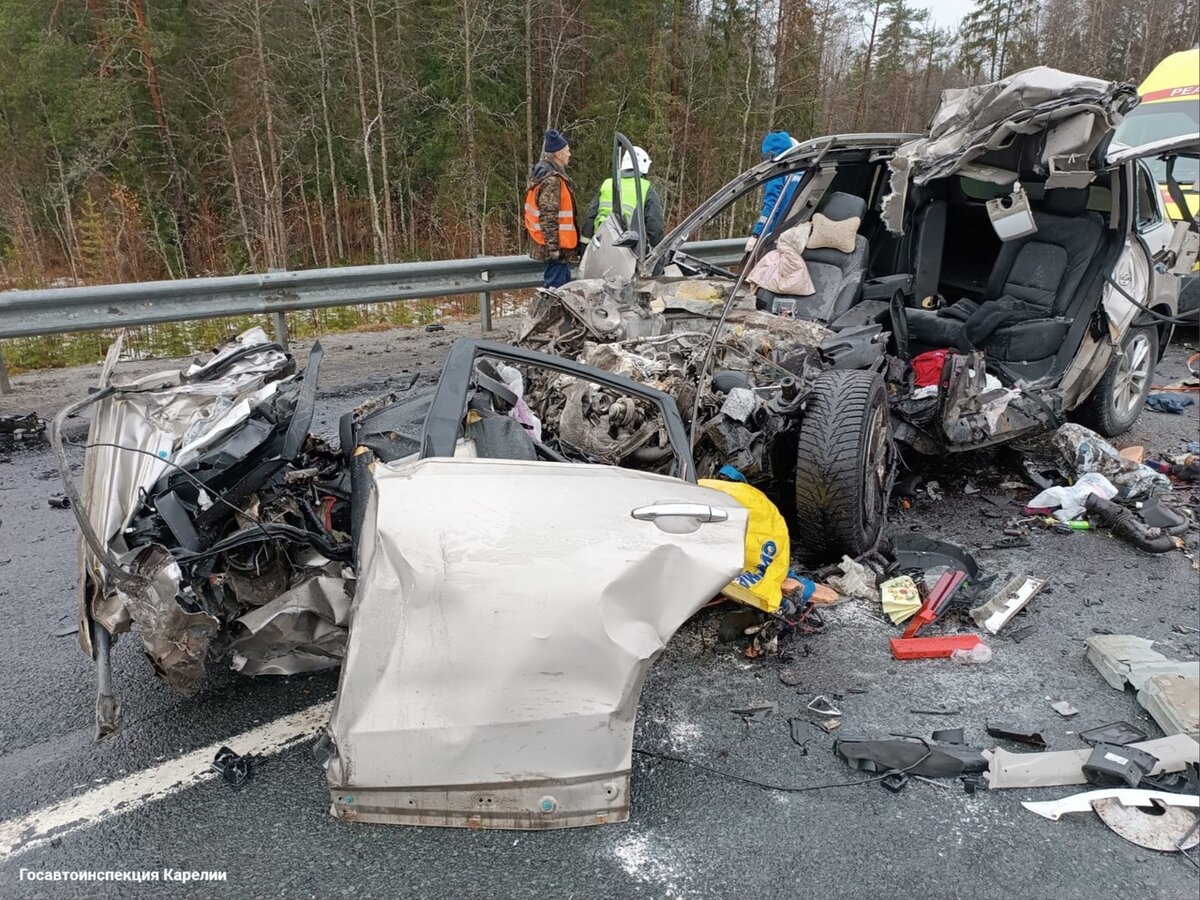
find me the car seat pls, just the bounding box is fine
[907,188,1104,363]
[756,192,869,323]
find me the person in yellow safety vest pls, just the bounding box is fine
[580,146,665,248]
[524,129,580,288]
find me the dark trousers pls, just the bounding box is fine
[543,260,572,288]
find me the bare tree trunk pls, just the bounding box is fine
[299,176,319,267]
[647,2,660,133]
[461,0,482,256]
[309,1,346,261]
[525,0,534,174]
[733,3,759,237]
[367,0,395,261]
[853,0,884,130]
[313,139,332,266]
[348,0,386,261]
[85,0,111,77]
[129,0,189,274]
[39,93,81,281]
[220,120,257,270]
[53,171,80,283]
[251,130,276,265]
[669,0,683,97]
[768,0,786,130]
[250,0,286,267]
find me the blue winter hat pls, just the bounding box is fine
[761,131,793,160]
[543,129,569,153]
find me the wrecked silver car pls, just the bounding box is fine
[521,67,1198,563]
[50,65,1199,833]
[54,329,354,737]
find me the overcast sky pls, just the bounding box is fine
[919,0,977,28]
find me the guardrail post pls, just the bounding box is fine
[479,269,492,332]
[267,267,289,348]
[0,346,12,395]
[272,310,290,348]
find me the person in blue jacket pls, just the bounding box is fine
[746,130,800,253]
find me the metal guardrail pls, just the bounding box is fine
[0,239,744,393]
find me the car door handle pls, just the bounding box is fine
[631,503,729,523]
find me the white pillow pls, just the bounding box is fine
[807,212,860,254]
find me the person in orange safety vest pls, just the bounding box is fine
[524,129,580,288]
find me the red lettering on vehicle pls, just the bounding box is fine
[1140,85,1200,102]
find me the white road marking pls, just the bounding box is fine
[0,701,332,861]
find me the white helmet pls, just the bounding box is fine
[620,146,651,175]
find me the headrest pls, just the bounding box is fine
[1041,188,1089,217]
[821,191,867,223]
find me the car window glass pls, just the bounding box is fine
[1135,164,1161,230]
[959,177,1011,200]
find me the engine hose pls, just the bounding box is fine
[1084,493,1175,554]
[626,444,675,467]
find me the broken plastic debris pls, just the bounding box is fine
[733,702,779,724]
[835,737,987,778]
[901,570,966,638]
[969,574,1046,634]
[1078,722,1149,747]
[806,696,842,717]
[1086,634,1200,692]
[891,534,986,582]
[1083,742,1159,788]
[720,387,758,424]
[211,746,252,787]
[1051,700,1079,718]
[932,728,965,745]
[986,723,1048,748]
[983,734,1200,789]
[1138,672,1200,738]
[1021,788,1200,822]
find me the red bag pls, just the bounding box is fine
[912,349,953,388]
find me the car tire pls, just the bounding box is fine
[793,369,891,564]
[1074,324,1158,437]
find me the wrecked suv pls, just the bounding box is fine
[518,67,1198,563]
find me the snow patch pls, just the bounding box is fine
[668,719,702,753]
[612,831,696,898]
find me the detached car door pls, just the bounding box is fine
[324,341,748,830]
